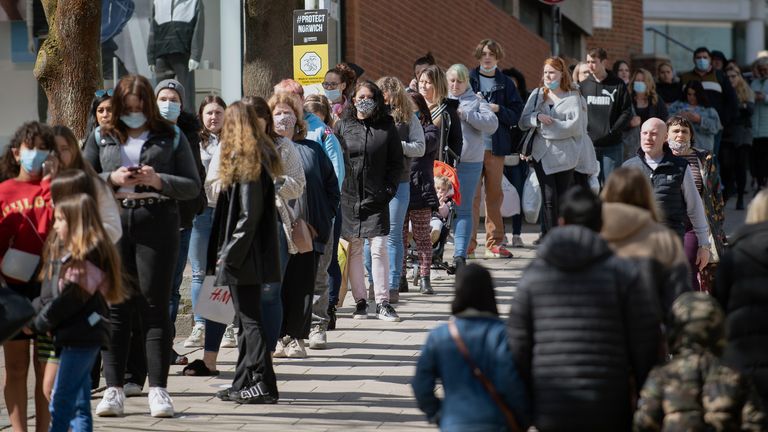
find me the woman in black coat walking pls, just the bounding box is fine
[335,81,403,322]
[714,190,768,408]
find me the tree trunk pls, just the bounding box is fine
[34,0,101,140]
[243,0,298,99]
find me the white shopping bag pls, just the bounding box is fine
[522,170,541,224]
[500,175,520,218]
[193,277,235,324]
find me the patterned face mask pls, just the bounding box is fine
[273,112,297,133]
[355,98,376,118]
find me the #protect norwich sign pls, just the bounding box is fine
[293,9,329,86]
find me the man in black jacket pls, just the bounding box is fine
[580,48,633,183]
[507,186,660,432]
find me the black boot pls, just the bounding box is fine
[398,274,409,293]
[419,275,434,295]
[453,256,466,273]
[327,305,337,330]
[736,194,745,210]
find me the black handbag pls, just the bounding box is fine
[512,89,540,158]
[0,277,36,343]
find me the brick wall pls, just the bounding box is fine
[343,0,550,95]
[586,0,644,68]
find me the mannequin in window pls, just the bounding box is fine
[147,0,204,112]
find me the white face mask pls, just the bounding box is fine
[668,139,690,153]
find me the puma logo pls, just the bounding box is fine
[601,88,617,103]
[587,88,618,106]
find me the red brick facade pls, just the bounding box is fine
[343,0,551,92]
[586,0,644,67]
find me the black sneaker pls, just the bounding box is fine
[353,299,368,319]
[453,256,466,272]
[376,302,401,322]
[231,382,277,405]
[327,305,337,330]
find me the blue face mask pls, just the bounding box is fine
[120,112,147,129]
[157,101,181,122]
[20,148,49,175]
[546,80,560,91]
[324,88,342,102]
[479,65,497,75]
[633,81,647,93]
[695,58,710,71]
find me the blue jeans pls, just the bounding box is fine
[50,346,100,432]
[169,227,192,330]
[453,161,484,258]
[595,144,623,185]
[189,207,214,325]
[503,163,528,236]
[387,182,410,289]
[260,221,290,350]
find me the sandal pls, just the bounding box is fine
[182,359,220,376]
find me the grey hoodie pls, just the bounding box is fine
[452,89,498,163]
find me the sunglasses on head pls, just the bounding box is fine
[95,89,114,98]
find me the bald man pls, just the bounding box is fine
[623,118,710,271]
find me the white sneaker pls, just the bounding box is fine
[184,323,205,348]
[285,338,307,358]
[220,324,237,348]
[123,382,143,397]
[273,337,288,358]
[95,387,125,417]
[148,387,174,418]
[308,324,327,350]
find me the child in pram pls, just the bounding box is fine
[430,175,454,245]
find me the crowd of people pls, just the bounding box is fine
[0,38,767,432]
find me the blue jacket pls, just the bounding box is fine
[469,67,524,156]
[412,316,529,431]
[305,112,345,191]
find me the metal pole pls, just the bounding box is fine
[552,5,560,57]
[113,57,118,85]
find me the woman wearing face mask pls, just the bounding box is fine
[323,66,356,122]
[373,76,425,299]
[668,80,722,153]
[83,74,201,418]
[519,57,587,235]
[335,81,404,322]
[0,121,55,432]
[666,115,725,292]
[269,93,339,357]
[656,62,681,105]
[182,95,228,352]
[624,68,669,160]
[445,63,498,265]
[153,79,207,367]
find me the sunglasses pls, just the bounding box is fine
[95,89,114,98]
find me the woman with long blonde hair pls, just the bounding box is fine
[625,68,669,159]
[213,100,282,404]
[375,76,425,297]
[518,56,586,235]
[721,64,755,209]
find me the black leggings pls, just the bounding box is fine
[533,161,575,235]
[231,283,278,398]
[752,138,768,188]
[720,141,751,197]
[280,251,319,340]
[102,203,179,388]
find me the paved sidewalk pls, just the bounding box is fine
[0,233,536,431]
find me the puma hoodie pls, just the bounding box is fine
[579,71,632,147]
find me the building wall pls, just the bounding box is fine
[586,0,644,66]
[344,0,550,93]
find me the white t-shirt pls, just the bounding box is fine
[119,131,149,193]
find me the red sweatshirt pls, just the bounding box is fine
[0,178,53,284]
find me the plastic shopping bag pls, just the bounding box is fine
[522,170,541,224]
[500,175,520,218]
[194,277,235,325]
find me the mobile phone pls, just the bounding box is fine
[127,165,142,172]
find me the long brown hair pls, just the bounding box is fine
[632,68,659,106]
[541,57,575,97]
[219,101,282,187]
[42,194,125,304]
[601,167,662,222]
[102,74,173,143]
[241,96,283,178]
[52,126,99,178]
[197,95,227,146]
[377,76,414,125]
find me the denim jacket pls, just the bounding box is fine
[412,314,529,431]
[83,125,201,201]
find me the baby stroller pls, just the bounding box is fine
[404,149,461,279]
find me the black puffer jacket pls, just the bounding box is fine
[507,225,660,432]
[177,111,207,228]
[714,220,768,407]
[335,115,403,238]
[408,123,439,211]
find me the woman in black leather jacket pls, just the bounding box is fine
[213,101,283,404]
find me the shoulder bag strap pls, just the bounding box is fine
[448,320,523,432]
